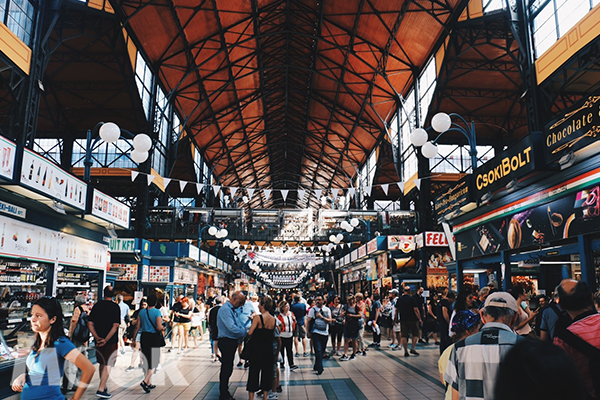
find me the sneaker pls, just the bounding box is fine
[389,343,397,349]
[148,384,156,389]
[237,361,243,367]
[290,364,298,371]
[126,366,135,372]
[280,363,285,369]
[362,351,367,356]
[244,360,250,369]
[276,385,282,393]
[410,349,420,356]
[295,353,300,357]
[349,354,356,360]
[404,351,410,357]
[339,355,349,361]
[256,390,264,397]
[96,389,112,398]
[376,343,381,348]
[267,394,278,400]
[303,352,309,357]
[156,364,162,371]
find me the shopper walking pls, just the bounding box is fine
[329,296,344,356]
[132,294,165,393]
[396,286,422,357]
[355,293,368,356]
[174,297,192,353]
[87,285,121,399]
[12,297,95,400]
[246,296,276,400]
[209,297,223,362]
[63,295,90,393]
[368,294,382,347]
[126,299,147,371]
[276,300,298,370]
[339,295,360,361]
[306,296,332,375]
[189,299,203,348]
[217,291,247,400]
[290,295,308,357]
[116,294,130,355]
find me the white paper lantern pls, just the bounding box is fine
[335,233,343,242]
[340,221,349,230]
[208,226,218,236]
[218,228,228,238]
[130,150,148,164]
[345,225,354,232]
[329,234,336,243]
[422,141,439,159]
[223,239,232,247]
[99,122,120,143]
[431,112,452,133]
[409,128,428,147]
[350,218,359,227]
[234,248,240,254]
[231,240,239,248]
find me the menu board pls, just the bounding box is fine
[146,266,170,283]
[112,264,138,280]
[20,148,86,210]
[174,267,197,285]
[92,189,130,229]
[0,134,16,180]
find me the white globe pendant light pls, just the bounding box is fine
[130,150,149,163]
[99,122,120,143]
[409,128,428,147]
[208,226,217,236]
[421,141,439,159]
[133,133,153,152]
[431,112,452,133]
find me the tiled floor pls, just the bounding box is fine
[10,337,446,400]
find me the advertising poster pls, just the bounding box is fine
[456,182,600,259]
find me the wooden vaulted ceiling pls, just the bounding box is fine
[110,0,468,208]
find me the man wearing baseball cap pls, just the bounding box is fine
[443,292,523,400]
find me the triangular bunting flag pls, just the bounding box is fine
[281,189,289,202]
[311,246,315,251]
[365,186,373,196]
[348,187,356,198]
[264,189,272,200]
[147,175,155,186]
[213,185,221,196]
[314,189,322,200]
[415,179,421,191]
[247,188,255,199]
[131,171,139,181]
[179,180,187,192]
[163,177,171,188]
[381,183,389,195]
[298,189,306,201]
[196,183,203,194]
[332,188,339,201]
[230,187,238,197]
[397,181,405,193]
[347,243,352,249]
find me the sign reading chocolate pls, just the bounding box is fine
[434,175,473,219]
[474,135,539,197]
[544,92,600,163]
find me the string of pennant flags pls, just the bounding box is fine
[130,170,422,200]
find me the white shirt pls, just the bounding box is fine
[307,306,331,335]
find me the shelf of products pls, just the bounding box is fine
[56,266,99,318]
[0,260,48,365]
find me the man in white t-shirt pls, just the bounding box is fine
[306,296,332,375]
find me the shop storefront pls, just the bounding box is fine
[415,231,453,292]
[447,99,600,293]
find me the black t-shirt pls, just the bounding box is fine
[437,298,452,327]
[413,294,424,317]
[178,305,192,323]
[88,300,121,344]
[208,305,221,332]
[172,302,184,322]
[396,294,418,322]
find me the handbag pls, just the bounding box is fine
[146,309,166,347]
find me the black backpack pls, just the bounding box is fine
[72,306,90,342]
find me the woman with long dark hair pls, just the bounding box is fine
[12,297,95,400]
[132,294,165,393]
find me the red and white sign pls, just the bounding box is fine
[367,238,378,254]
[387,235,415,253]
[358,244,367,258]
[416,231,449,248]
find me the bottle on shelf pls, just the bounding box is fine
[27,160,34,180]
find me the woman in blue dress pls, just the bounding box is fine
[12,297,95,400]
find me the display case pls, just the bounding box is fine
[0,260,49,365]
[55,266,100,318]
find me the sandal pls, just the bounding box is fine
[140,381,150,393]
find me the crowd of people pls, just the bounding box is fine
[8,280,600,400]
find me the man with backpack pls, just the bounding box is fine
[63,295,90,393]
[554,279,600,400]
